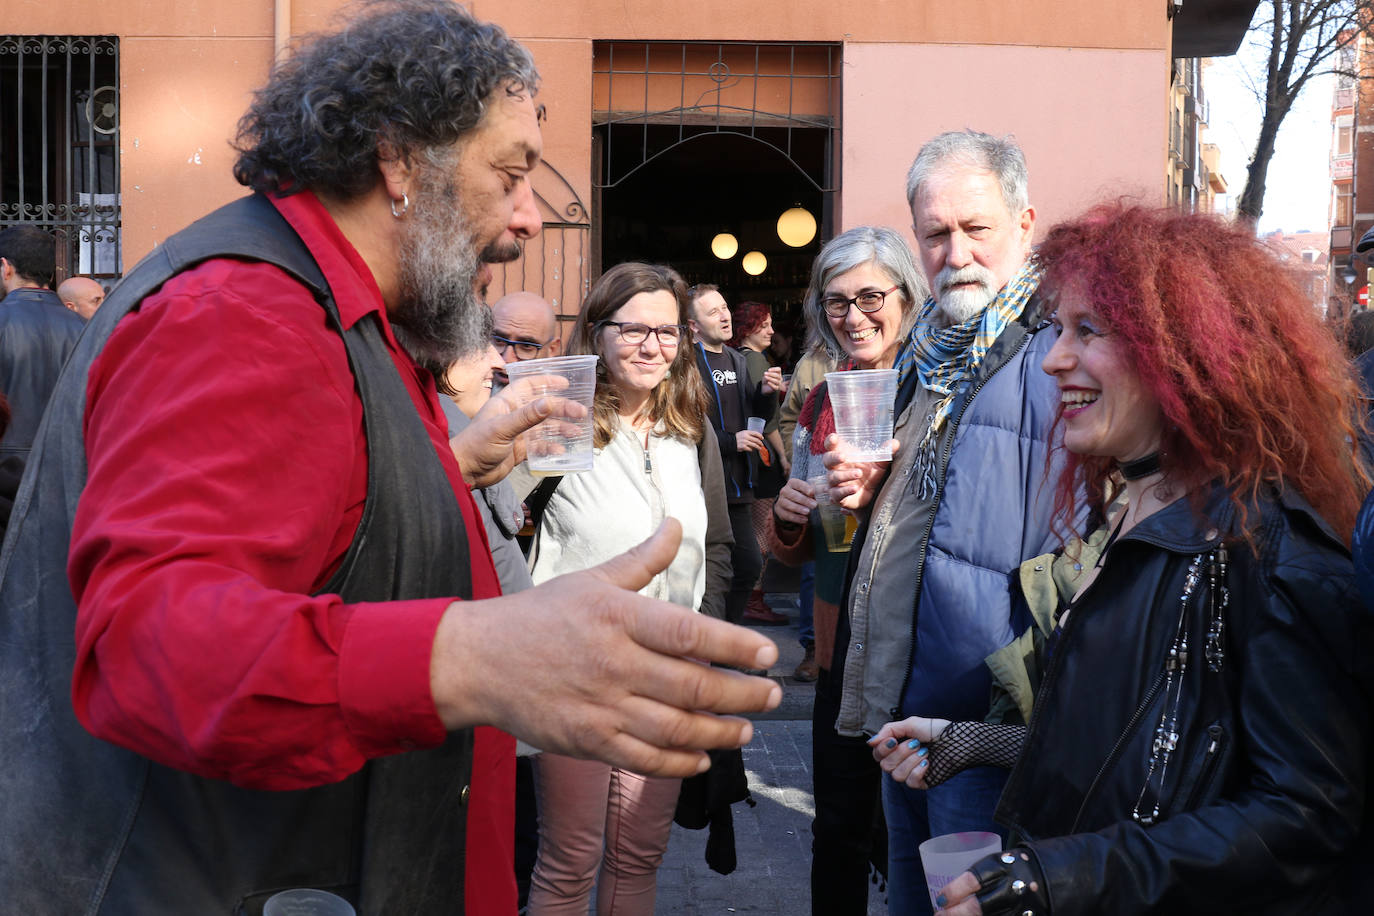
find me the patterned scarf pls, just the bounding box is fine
[899,258,1043,498]
[798,380,837,456]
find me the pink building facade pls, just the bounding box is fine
[2,0,1255,318]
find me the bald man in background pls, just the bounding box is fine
[491,291,561,374]
[58,277,105,320]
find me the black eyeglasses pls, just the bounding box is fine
[491,333,548,360]
[598,321,686,348]
[820,285,901,318]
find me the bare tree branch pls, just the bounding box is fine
[1235,0,1370,223]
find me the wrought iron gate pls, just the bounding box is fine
[494,158,591,323]
[0,35,121,284]
[590,41,839,303]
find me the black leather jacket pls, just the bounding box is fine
[997,483,1373,916]
[0,287,86,461]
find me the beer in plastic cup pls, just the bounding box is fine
[809,474,855,552]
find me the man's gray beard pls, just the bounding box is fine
[933,263,998,326]
[391,179,489,367]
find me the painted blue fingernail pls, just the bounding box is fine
[919,759,928,768]
[936,894,947,907]
[918,746,929,757]
[885,738,897,749]
[907,739,920,749]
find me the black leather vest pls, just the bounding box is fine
[0,194,476,915]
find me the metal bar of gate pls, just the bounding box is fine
[40,38,49,226]
[16,41,25,210]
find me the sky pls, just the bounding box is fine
[1205,35,1335,235]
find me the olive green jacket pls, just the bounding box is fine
[985,522,1112,725]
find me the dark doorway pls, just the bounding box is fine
[596,125,828,362]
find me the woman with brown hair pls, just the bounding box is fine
[873,203,1374,915]
[524,262,732,916]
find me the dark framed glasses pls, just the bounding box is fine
[491,333,548,360]
[821,285,900,318]
[598,320,686,347]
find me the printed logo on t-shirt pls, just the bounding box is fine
[712,368,738,386]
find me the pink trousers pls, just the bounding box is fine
[527,752,682,915]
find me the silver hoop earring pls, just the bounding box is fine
[391,192,409,219]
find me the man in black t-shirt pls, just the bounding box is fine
[689,284,786,626]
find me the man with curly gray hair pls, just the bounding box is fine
[0,3,781,914]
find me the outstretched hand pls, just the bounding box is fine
[430,519,783,777]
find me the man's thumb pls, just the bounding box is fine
[491,396,556,444]
[591,518,683,592]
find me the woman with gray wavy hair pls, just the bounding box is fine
[802,226,926,366]
[768,225,927,912]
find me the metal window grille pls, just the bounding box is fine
[591,41,839,297]
[593,41,840,195]
[0,35,121,284]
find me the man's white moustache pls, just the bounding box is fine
[943,270,988,286]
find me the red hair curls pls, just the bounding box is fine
[1037,202,1368,543]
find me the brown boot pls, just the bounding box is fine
[792,644,818,682]
[742,590,789,626]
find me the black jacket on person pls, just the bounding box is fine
[997,482,1373,916]
[0,286,86,463]
[693,342,776,503]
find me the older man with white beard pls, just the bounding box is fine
[0,3,780,914]
[818,130,1064,916]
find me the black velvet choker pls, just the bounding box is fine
[1118,452,1162,481]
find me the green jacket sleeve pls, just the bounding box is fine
[985,524,1112,724]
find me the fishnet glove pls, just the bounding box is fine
[924,721,1026,788]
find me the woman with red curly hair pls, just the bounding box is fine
[871,203,1374,915]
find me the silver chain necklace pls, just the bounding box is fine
[1132,547,1228,825]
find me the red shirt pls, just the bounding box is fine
[67,190,515,912]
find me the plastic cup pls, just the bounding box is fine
[263,889,356,916]
[825,368,897,462]
[503,354,599,474]
[918,831,1002,907]
[808,474,855,553]
[746,416,767,434]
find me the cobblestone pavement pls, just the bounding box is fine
[653,595,891,916]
